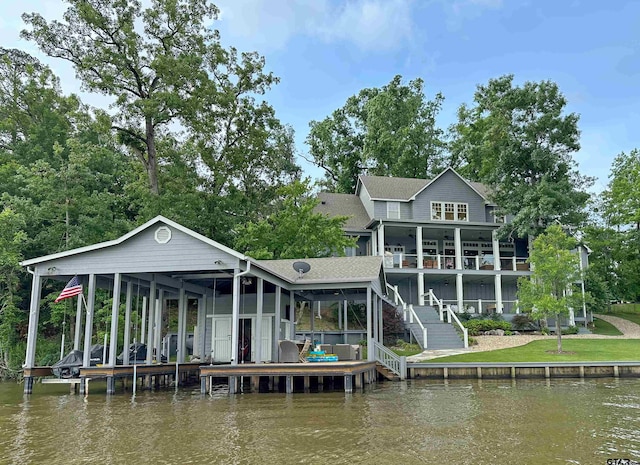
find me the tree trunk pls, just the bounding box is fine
[145,117,159,195]
[556,315,563,353]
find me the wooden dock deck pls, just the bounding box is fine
[23,361,379,395]
[201,361,378,394]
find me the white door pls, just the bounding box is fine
[212,317,232,362]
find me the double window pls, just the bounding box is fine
[387,201,401,219]
[431,201,468,221]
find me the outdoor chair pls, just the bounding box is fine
[299,339,312,363]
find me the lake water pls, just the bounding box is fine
[1,378,639,464]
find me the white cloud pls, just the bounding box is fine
[215,0,414,53]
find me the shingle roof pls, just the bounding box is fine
[359,171,492,202]
[315,193,371,231]
[359,175,429,200]
[254,256,383,284]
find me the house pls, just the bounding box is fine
[20,216,389,393]
[317,167,590,326]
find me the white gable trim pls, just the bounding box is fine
[409,167,489,201]
[20,215,247,266]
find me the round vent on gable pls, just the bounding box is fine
[154,226,172,244]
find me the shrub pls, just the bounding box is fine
[468,337,478,346]
[462,319,512,336]
[511,313,537,331]
[561,325,579,335]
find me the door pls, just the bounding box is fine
[259,316,272,361]
[212,317,231,362]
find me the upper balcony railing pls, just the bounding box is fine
[383,252,530,271]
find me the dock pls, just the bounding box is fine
[22,361,379,395]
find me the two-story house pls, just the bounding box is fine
[318,167,589,326]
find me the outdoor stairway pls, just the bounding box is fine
[406,305,465,350]
[376,364,401,381]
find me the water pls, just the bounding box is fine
[1,378,639,464]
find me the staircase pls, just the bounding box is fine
[376,364,401,381]
[406,305,465,350]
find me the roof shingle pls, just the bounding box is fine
[315,193,371,230]
[254,256,383,284]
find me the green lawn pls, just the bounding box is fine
[591,317,623,336]
[425,339,640,363]
[610,303,640,313]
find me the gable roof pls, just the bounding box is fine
[20,215,246,267]
[356,168,492,203]
[358,175,428,201]
[315,193,371,231]
[253,256,383,284]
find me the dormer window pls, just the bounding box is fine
[431,201,469,222]
[387,201,400,219]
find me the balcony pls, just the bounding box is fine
[383,252,530,271]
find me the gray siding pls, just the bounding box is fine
[358,184,375,219]
[36,223,241,275]
[412,170,486,222]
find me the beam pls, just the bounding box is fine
[256,278,263,364]
[123,281,133,365]
[82,274,96,367]
[107,272,121,366]
[24,271,42,368]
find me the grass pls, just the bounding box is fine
[610,303,640,313]
[424,339,640,363]
[390,342,423,357]
[606,312,640,326]
[591,317,623,336]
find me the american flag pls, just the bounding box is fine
[54,275,83,303]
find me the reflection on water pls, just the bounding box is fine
[0,378,639,464]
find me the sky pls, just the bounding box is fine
[1,0,639,193]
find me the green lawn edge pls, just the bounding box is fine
[423,339,640,363]
[592,317,623,336]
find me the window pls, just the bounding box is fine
[387,202,400,219]
[494,214,506,223]
[431,201,469,222]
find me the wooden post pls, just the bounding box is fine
[344,375,353,394]
[24,271,42,371]
[154,289,163,363]
[231,269,240,366]
[73,292,83,351]
[146,279,156,365]
[123,281,132,365]
[366,287,373,361]
[273,286,281,362]
[177,286,186,364]
[256,278,263,364]
[285,375,293,394]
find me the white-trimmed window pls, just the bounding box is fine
[431,201,469,222]
[493,212,506,223]
[387,201,400,219]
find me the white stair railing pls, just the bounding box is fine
[408,304,428,349]
[427,288,468,349]
[372,340,406,380]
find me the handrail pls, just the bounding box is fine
[446,307,469,348]
[386,283,408,321]
[428,288,445,321]
[372,340,406,380]
[407,304,428,349]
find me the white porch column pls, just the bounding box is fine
[73,292,83,351]
[371,229,378,256]
[456,273,464,312]
[82,274,97,367]
[145,279,155,365]
[454,228,462,270]
[154,290,163,362]
[372,294,379,345]
[343,300,348,344]
[107,273,121,366]
[273,286,281,361]
[231,269,241,365]
[289,291,296,340]
[416,226,424,269]
[418,273,425,306]
[492,230,501,271]
[177,286,186,364]
[366,286,373,361]
[377,224,385,256]
[494,274,503,314]
[378,297,384,344]
[123,281,132,365]
[140,295,147,345]
[255,278,264,364]
[197,294,206,358]
[24,271,43,368]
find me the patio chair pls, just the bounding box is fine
[299,339,312,363]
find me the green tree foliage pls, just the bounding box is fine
[602,149,640,230]
[307,75,445,193]
[234,180,356,259]
[0,208,27,375]
[517,225,584,353]
[450,75,592,237]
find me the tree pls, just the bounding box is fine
[602,149,640,230]
[22,0,288,196]
[234,180,356,259]
[517,224,583,353]
[307,75,445,193]
[450,75,592,238]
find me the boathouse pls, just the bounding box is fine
[20,216,389,394]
